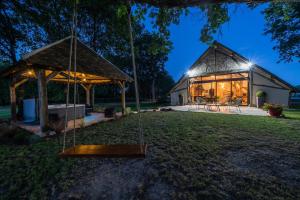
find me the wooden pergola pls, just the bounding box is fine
[0,36,132,131]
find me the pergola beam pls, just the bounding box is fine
[46,71,61,83]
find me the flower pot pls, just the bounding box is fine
[268,108,282,117]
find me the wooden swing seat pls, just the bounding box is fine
[59,144,147,158]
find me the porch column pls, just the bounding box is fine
[9,85,17,121]
[37,69,48,131]
[120,81,126,115]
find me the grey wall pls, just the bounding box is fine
[252,71,290,106]
[171,79,188,105]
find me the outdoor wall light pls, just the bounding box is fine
[186,69,198,77]
[241,62,253,70]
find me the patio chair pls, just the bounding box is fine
[232,98,242,112]
[196,97,207,110]
[223,96,233,111]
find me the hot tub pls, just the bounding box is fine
[48,104,85,121]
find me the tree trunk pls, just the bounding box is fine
[151,79,156,102]
[120,81,126,115]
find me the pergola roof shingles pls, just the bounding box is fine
[0,36,133,83]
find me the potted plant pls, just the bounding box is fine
[256,90,266,108]
[263,103,283,117]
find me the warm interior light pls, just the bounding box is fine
[82,74,86,77]
[83,78,87,81]
[27,70,33,75]
[221,83,225,89]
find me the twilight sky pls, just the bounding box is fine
[157,4,299,86]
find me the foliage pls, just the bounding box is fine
[199,4,230,42]
[0,122,40,145]
[263,103,283,113]
[255,90,266,97]
[0,1,44,63]
[263,2,300,63]
[1,112,300,199]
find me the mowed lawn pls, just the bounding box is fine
[0,106,10,119]
[1,111,300,199]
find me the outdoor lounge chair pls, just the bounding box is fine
[196,97,207,110]
[232,98,242,112]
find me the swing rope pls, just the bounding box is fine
[62,0,77,152]
[72,2,78,147]
[61,0,146,156]
[127,2,145,149]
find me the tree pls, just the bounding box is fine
[263,2,300,63]
[0,1,37,64]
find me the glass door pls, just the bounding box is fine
[216,81,231,104]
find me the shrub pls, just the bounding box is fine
[263,103,271,111]
[0,121,39,145]
[28,134,42,144]
[263,103,283,117]
[13,132,30,145]
[256,90,266,97]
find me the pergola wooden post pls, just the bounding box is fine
[119,81,126,115]
[37,69,48,131]
[10,77,28,121]
[9,85,17,121]
[81,84,92,106]
[91,85,95,107]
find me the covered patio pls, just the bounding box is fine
[0,36,132,135]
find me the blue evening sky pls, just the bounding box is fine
[147,4,299,86]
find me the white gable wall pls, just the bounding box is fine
[252,71,290,106]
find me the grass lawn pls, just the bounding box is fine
[0,106,10,119]
[0,111,300,199]
[284,109,300,120]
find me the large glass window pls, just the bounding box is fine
[232,80,248,104]
[189,72,248,105]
